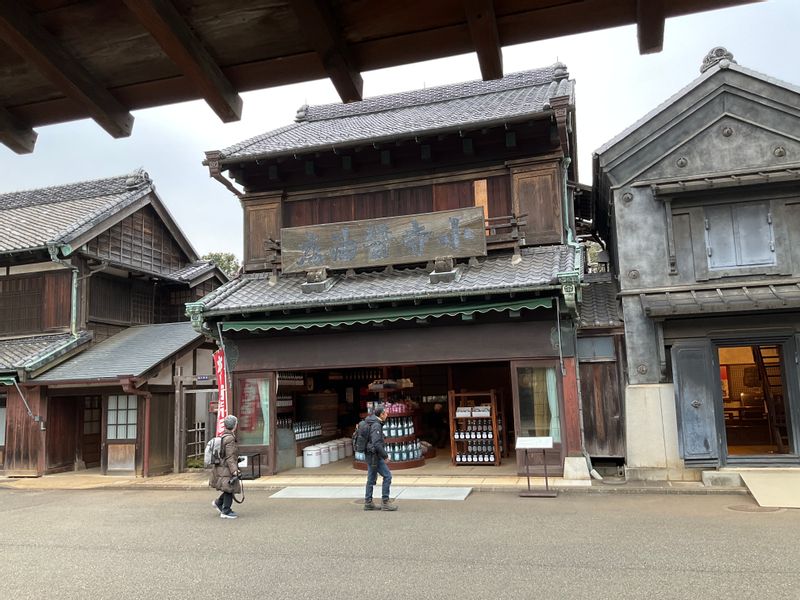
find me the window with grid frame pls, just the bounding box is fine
[107,395,138,440]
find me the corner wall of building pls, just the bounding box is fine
[624,383,700,481]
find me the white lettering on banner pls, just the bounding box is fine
[214,349,228,436]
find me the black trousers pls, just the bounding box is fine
[217,492,233,512]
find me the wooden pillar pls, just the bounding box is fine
[561,357,582,456]
[173,366,184,474]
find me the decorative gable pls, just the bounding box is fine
[639,114,800,182]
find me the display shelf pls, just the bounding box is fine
[353,457,425,471]
[383,433,416,443]
[448,390,501,467]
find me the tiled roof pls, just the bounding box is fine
[169,260,218,283]
[219,65,574,162]
[198,245,575,317]
[34,322,202,383]
[0,331,92,372]
[639,282,800,317]
[0,170,153,254]
[579,273,622,328]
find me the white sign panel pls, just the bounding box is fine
[516,436,553,450]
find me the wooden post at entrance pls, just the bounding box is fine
[173,366,184,474]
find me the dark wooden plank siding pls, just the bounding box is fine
[487,175,512,217]
[89,275,132,324]
[433,180,474,212]
[83,205,189,275]
[4,386,43,476]
[45,397,78,473]
[147,393,174,476]
[88,321,127,342]
[579,361,624,457]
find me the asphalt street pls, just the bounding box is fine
[1,488,798,600]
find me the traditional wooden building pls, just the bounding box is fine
[0,170,226,476]
[594,48,800,480]
[189,64,613,478]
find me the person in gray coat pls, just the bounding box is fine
[210,414,242,519]
[364,405,397,511]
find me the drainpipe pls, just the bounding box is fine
[47,243,79,337]
[557,158,602,480]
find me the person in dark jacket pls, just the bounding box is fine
[364,405,397,511]
[210,414,242,519]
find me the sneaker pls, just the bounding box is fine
[363,501,378,511]
[212,500,222,514]
[381,500,398,511]
[220,510,238,519]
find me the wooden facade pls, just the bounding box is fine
[1,180,225,478]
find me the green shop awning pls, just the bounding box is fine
[221,297,553,332]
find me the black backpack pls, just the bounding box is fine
[353,419,370,453]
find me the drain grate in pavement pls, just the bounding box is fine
[726,504,783,513]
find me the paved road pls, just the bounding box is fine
[1,488,798,600]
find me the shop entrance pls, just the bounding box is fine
[719,345,793,456]
[267,361,521,474]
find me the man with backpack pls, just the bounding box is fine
[361,405,398,511]
[209,414,242,519]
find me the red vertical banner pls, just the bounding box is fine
[214,349,229,436]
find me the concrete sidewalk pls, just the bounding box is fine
[0,470,749,495]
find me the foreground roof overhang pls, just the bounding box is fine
[0,0,760,154]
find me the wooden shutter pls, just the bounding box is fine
[245,197,282,271]
[671,340,720,465]
[511,161,562,244]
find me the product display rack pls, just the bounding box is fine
[448,389,501,466]
[353,387,425,470]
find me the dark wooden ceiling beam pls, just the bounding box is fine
[0,1,133,139]
[464,0,503,80]
[288,0,363,103]
[0,106,37,154]
[121,0,243,123]
[637,0,666,54]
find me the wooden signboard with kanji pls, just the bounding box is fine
[281,207,487,273]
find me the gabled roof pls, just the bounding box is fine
[197,244,575,318]
[595,49,800,165]
[167,260,228,287]
[0,169,200,263]
[33,322,202,383]
[0,331,93,374]
[216,65,574,164]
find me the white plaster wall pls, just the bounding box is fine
[147,364,173,386]
[625,383,698,481]
[195,349,214,376]
[175,351,194,377]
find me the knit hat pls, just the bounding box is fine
[223,414,238,430]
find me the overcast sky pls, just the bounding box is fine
[1,0,798,260]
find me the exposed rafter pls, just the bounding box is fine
[636,0,666,54]
[288,0,363,103]
[0,106,37,154]
[464,0,503,80]
[0,1,133,139]
[121,0,243,123]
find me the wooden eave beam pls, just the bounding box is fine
[463,0,503,80]
[288,0,363,103]
[0,1,133,139]
[0,105,37,154]
[636,0,666,54]
[121,0,243,123]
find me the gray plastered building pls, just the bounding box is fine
[594,48,800,480]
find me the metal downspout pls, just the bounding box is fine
[559,158,600,479]
[47,244,79,337]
